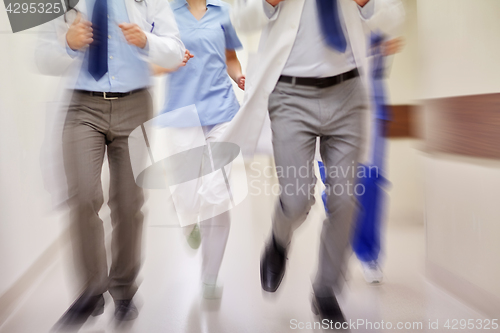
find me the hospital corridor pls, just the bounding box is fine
[2,0,500,332]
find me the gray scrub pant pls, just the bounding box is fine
[63,89,152,300]
[268,76,367,297]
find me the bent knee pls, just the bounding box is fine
[280,194,315,220]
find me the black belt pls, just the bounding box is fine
[278,68,359,89]
[74,88,146,100]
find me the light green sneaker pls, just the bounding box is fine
[202,282,223,299]
[186,224,201,249]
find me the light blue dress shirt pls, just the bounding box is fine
[161,0,243,126]
[70,0,151,92]
[262,0,375,78]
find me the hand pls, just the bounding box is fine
[352,0,370,7]
[151,50,193,75]
[237,75,245,90]
[179,49,194,67]
[383,37,404,56]
[118,23,147,49]
[66,13,93,51]
[266,0,285,6]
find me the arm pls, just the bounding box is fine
[151,50,194,76]
[382,37,404,56]
[359,0,405,38]
[35,15,90,76]
[231,0,276,33]
[226,50,245,90]
[151,64,174,75]
[142,0,186,69]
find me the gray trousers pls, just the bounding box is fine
[63,89,152,300]
[268,77,367,297]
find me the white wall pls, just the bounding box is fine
[418,0,500,310]
[0,17,66,295]
[425,154,500,299]
[384,0,424,227]
[418,0,500,99]
[386,0,419,105]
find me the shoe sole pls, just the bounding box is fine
[91,297,105,317]
[364,277,383,284]
[187,239,201,250]
[91,306,104,317]
[311,297,346,325]
[114,313,138,321]
[311,299,319,316]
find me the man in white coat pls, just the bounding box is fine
[228,0,404,325]
[35,0,186,326]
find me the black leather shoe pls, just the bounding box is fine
[55,293,104,327]
[311,293,347,329]
[260,234,287,292]
[114,299,138,321]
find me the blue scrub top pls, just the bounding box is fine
[370,33,391,121]
[162,0,243,126]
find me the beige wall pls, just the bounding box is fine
[418,0,500,99]
[419,0,500,316]
[384,0,424,227]
[0,19,68,296]
[386,0,419,105]
[425,154,500,299]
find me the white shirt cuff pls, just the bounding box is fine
[262,0,279,19]
[359,0,375,20]
[65,38,79,58]
[139,38,150,56]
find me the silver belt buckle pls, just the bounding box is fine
[103,92,118,100]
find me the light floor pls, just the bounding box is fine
[0,141,488,333]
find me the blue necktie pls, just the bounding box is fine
[88,0,108,81]
[316,0,347,53]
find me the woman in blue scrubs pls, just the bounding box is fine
[155,0,244,299]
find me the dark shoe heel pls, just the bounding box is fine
[91,295,105,316]
[260,235,287,292]
[114,299,138,321]
[311,298,319,315]
[311,293,346,324]
[55,293,105,327]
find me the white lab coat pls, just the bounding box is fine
[221,0,405,162]
[35,0,185,78]
[34,0,185,208]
